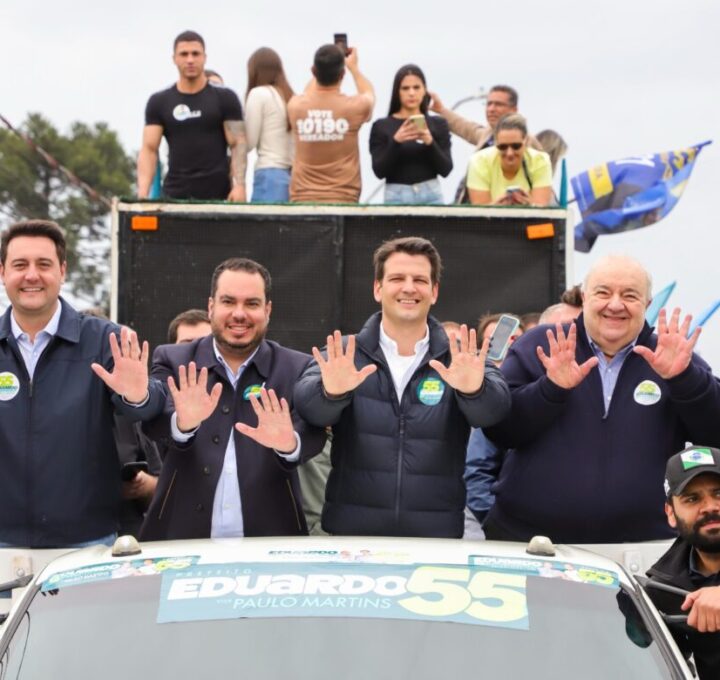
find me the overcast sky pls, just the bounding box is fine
[3,0,720,361]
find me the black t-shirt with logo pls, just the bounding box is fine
[145,83,244,199]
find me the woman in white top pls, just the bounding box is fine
[245,48,295,202]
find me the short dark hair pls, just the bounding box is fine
[174,30,205,51]
[388,64,430,116]
[313,44,345,86]
[167,308,210,344]
[210,258,272,299]
[489,84,518,108]
[1,219,67,265]
[561,284,583,307]
[373,236,442,286]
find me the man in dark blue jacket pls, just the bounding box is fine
[140,257,326,540]
[0,220,165,548]
[294,236,511,538]
[484,255,720,543]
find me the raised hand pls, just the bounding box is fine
[91,326,151,404]
[168,362,223,432]
[312,331,377,397]
[633,307,700,379]
[429,324,488,394]
[537,323,598,389]
[235,388,297,453]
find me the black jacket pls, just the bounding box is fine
[294,313,511,537]
[647,538,720,678]
[141,337,326,540]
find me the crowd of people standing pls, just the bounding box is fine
[137,30,562,207]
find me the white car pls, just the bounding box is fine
[0,536,693,679]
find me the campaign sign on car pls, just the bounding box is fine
[157,562,530,630]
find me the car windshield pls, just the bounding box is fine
[1,560,676,680]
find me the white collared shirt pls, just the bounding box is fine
[171,340,300,538]
[11,303,62,379]
[378,322,430,403]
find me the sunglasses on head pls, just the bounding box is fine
[496,142,523,152]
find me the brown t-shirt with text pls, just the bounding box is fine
[288,87,372,203]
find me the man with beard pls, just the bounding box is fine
[140,258,325,540]
[647,447,720,678]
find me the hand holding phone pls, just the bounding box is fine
[121,461,149,482]
[487,315,521,363]
[333,33,349,56]
[408,114,427,131]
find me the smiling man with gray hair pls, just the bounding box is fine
[483,254,720,543]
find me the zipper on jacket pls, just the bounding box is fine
[158,470,177,520]
[394,415,406,527]
[285,479,303,532]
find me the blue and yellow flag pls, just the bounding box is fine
[572,141,711,252]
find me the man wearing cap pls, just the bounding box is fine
[646,446,720,678]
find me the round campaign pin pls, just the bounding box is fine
[243,384,263,401]
[417,377,445,406]
[633,380,662,406]
[0,372,20,402]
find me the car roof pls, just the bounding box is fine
[34,535,632,587]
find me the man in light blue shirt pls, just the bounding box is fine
[0,219,165,548]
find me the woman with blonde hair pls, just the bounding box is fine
[245,47,294,202]
[467,114,552,206]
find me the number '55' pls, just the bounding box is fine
[398,566,527,623]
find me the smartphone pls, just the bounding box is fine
[121,461,149,482]
[408,114,427,130]
[506,186,523,195]
[333,33,349,56]
[487,315,521,363]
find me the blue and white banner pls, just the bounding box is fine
[572,141,711,252]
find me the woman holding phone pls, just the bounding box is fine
[245,47,295,202]
[369,64,452,204]
[466,113,552,206]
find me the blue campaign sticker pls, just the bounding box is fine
[41,556,199,592]
[243,384,263,401]
[157,562,529,630]
[417,377,445,406]
[468,556,618,588]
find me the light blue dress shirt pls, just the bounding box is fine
[588,338,637,416]
[10,303,62,379]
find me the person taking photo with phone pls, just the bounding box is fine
[466,113,552,207]
[369,64,452,205]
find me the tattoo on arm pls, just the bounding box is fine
[225,120,248,185]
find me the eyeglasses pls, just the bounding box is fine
[496,142,524,152]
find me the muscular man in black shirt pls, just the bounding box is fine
[137,30,247,201]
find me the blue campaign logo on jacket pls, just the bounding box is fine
[571,140,711,252]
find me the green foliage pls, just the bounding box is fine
[0,113,134,305]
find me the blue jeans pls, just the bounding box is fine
[384,178,443,205]
[251,167,290,203]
